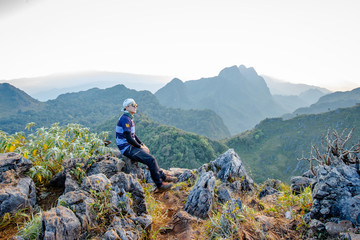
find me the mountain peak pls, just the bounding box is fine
[218,65,242,79]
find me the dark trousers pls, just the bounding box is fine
[123,146,165,187]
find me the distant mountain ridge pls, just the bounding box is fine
[0,83,230,139]
[0,71,171,101]
[262,75,331,96]
[155,65,287,135]
[285,87,360,118]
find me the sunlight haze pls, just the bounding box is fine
[0,0,359,92]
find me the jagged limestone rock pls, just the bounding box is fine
[258,186,279,199]
[0,153,36,217]
[110,172,147,216]
[177,169,196,183]
[209,149,254,192]
[0,152,32,175]
[42,206,81,240]
[290,176,316,195]
[103,216,139,240]
[220,198,242,235]
[310,163,360,226]
[57,190,97,231]
[0,173,36,217]
[217,185,232,204]
[184,171,216,219]
[81,173,111,193]
[64,172,80,193]
[87,155,125,178]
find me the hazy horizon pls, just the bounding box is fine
[1,0,359,92]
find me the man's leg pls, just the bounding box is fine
[124,147,163,187]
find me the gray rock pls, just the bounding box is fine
[103,216,139,240]
[325,220,353,237]
[310,219,326,233]
[290,176,316,194]
[110,172,147,216]
[259,186,279,199]
[175,169,196,183]
[57,190,97,231]
[209,149,254,191]
[310,163,360,226]
[184,171,216,219]
[47,171,66,188]
[42,206,81,240]
[131,214,152,230]
[285,211,292,220]
[120,155,144,180]
[0,153,32,175]
[87,155,125,178]
[81,173,111,193]
[0,173,36,217]
[217,185,232,204]
[220,198,242,234]
[64,172,80,194]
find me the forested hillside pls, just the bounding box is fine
[0,83,44,117]
[96,113,228,169]
[0,83,230,139]
[225,104,360,183]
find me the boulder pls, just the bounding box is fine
[0,170,36,217]
[42,206,81,240]
[110,172,147,216]
[103,216,139,240]
[209,149,254,191]
[57,190,97,231]
[310,163,360,226]
[0,153,32,175]
[290,176,316,194]
[258,186,279,199]
[0,153,36,217]
[87,155,125,178]
[217,185,232,204]
[184,171,216,219]
[81,173,111,193]
[177,169,196,183]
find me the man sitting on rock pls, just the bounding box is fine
[116,98,176,192]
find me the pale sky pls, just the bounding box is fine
[0,0,359,91]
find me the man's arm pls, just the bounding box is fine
[135,135,143,145]
[123,131,141,148]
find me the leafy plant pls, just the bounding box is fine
[0,208,30,231]
[0,123,111,186]
[16,211,43,240]
[89,185,114,231]
[70,163,86,185]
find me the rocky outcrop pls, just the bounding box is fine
[290,170,316,195]
[0,153,36,217]
[310,163,360,226]
[184,171,216,219]
[110,172,147,216]
[209,149,254,192]
[42,206,81,240]
[42,154,149,239]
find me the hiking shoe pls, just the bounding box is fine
[156,183,173,192]
[164,175,177,183]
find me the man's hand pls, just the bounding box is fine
[141,144,150,154]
